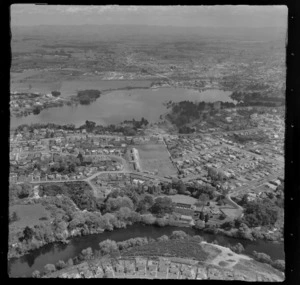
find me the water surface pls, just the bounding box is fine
[10,88,234,129]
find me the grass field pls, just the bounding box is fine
[220,207,243,219]
[135,143,178,177]
[10,203,49,228]
[168,194,198,205]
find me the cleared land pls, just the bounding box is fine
[136,143,178,177]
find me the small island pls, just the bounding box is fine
[73,89,101,105]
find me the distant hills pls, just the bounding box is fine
[11,24,286,42]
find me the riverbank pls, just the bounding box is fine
[202,226,283,243]
[8,223,284,278]
[39,233,284,280]
[8,216,282,261]
[8,203,283,260]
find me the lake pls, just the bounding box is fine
[10,88,234,129]
[8,224,284,277]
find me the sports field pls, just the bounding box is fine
[135,143,178,177]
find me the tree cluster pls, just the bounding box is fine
[242,199,279,227]
[75,90,101,105]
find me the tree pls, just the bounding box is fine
[243,199,279,227]
[230,243,244,254]
[253,251,272,264]
[81,247,93,260]
[155,217,169,227]
[204,213,209,223]
[177,180,186,194]
[169,189,177,195]
[137,195,154,213]
[56,260,66,270]
[123,127,136,136]
[85,120,96,131]
[124,190,139,208]
[221,220,234,230]
[170,230,188,240]
[9,211,19,223]
[22,226,34,242]
[220,185,230,196]
[17,183,31,199]
[99,239,118,256]
[67,258,74,267]
[32,107,41,115]
[195,220,205,229]
[105,196,134,213]
[272,259,285,271]
[141,213,156,225]
[240,194,249,206]
[196,194,210,212]
[157,235,169,242]
[51,91,61,97]
[219,213,226,220]
[237,223,253,240]
[32,270,40,278]
[150,197,174,216]
[199,211,205,221]
[207,167,218,180]
[44,264,56,274]
[77,153,84,164]
[116,207,132,221]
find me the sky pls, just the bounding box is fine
[11,5,287,28]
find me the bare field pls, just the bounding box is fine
[135,143,178,177]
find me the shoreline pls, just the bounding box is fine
[8,221,283,261]
[9,85,232,126]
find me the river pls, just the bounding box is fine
[8,224,284,277]
[10,87,234,129]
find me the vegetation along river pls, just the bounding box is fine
[8,224,284,277]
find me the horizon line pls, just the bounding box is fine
[11,24,286,28]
